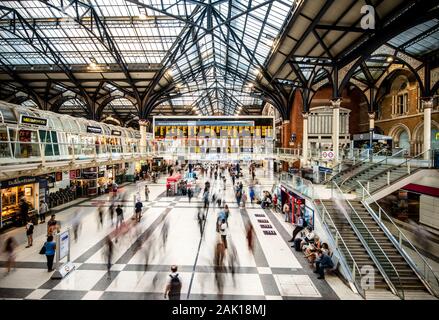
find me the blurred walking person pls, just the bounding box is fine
[164,265,182,300]
[97,204,104,229]
[219,219,228,249]
[108,201,115,226]
[245,220,255,253]
[116,205,124,230]
[187,187,193,203]
[144,185,150,202]
[104,236,113,279]
[72,210,81,242]
[241,191,247,208]
[3,237,17,273]
[214,240,226,299]
[197,205,206,236]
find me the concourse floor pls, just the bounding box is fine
[0,168,358,300]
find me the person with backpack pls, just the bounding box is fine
[164,265,182,300]
[134,199,143,222]
[25,220,34,248]
[43,235,56,272]
[116,205,124,230]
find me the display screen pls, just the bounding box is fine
[153,116,274,140]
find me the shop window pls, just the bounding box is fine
[51,131,60,155]
[39,130,53,156]
[0,127,11,158]
[16,129,40,158]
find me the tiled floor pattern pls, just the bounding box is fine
[0,168,344,300]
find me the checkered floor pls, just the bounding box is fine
[0,168,349,300]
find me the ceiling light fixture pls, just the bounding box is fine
[139,13,147,20]
[386,56,394,63]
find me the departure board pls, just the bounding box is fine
[153,116,275,140]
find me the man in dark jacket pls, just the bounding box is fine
[314,250,334,279]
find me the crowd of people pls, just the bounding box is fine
[2,160,338,299]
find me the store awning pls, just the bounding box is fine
[401,184,439,197]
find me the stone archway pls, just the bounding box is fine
[388,124,411,154]
[412,120,439,155]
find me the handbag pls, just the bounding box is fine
[39,243,46,255]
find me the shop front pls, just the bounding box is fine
[1,176,40,228]
[279,184,314,228]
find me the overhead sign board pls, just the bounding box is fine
[20,115,47,126]
[111,130,122,136]
[87,126,102,134]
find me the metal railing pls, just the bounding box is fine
[357,149,433,194]
[331,181,405,299]
[278,173,366,297]
[340,149,407,189]
[326,148,388,185]
[314,199,366,298]
[279,172,314,199]
[358,180,439,297]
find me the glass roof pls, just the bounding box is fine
[158,0,295,115]
[388,19,439,57]
[0,0,297,115]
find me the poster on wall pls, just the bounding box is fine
[69,170,76,179]
[55,172,62,182]
[304,205,314,228]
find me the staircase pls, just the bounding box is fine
[319,199,389,292]
[349,200,429,293]
[340,164,394,192]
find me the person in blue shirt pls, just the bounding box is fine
[44,235,56,272]
[314,250,334,279]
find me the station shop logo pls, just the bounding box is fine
[361,5,375,30]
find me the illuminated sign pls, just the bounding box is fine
[20,115,47,126]
[111,130,122,136]
[87,126,102,134]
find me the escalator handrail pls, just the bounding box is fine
[315,199,366,298]
[331,181,405,299]
[340,148,407,186]
[357,180,439,297]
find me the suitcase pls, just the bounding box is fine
[294,238,302,251]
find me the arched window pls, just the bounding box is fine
[391,75,410,116]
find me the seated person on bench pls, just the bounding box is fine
[261,191,272,209]
[314,249,334,280]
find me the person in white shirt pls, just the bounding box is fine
[219,219,228,249]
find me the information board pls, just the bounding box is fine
[153,116,275,140]
[59,231,69,260]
